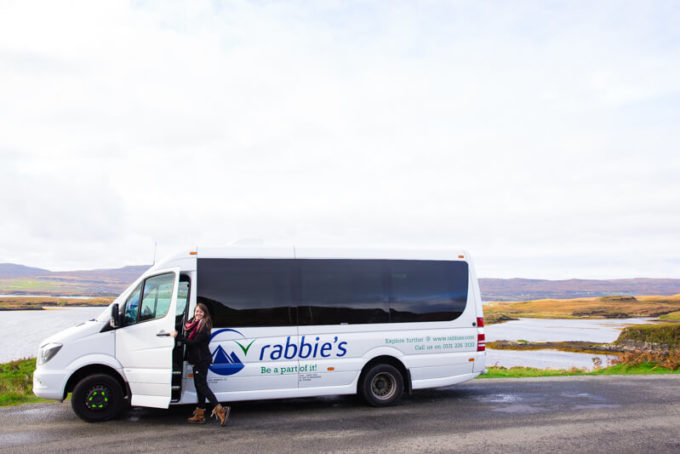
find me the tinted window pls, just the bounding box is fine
[197,258,468,327]
[389,260,468,322]
[299,260,388,325]
[197,259,294,327]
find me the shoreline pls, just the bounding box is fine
[0,305,108,311]
[488,340,622,355]
[0,296,113,311]
[0,304,110,311]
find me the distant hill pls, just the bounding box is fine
[0,263,50,278]
[480,278,680,301]
[1,262,679,300]
[46,266,151,286]
[0,264,150,296]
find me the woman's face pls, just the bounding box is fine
[194,306,205,320]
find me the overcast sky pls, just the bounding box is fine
[1,0,679,279]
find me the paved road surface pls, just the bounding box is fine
[1,375,679,453]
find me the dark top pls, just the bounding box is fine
[177,324,212,366]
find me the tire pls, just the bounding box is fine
[361,364,404,407]
[71,374,124,422]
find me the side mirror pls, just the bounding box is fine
[110,303,121,328]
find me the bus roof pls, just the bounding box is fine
[196,246,470,261]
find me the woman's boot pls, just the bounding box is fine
[187,407,206,423]
[211,404,230,426]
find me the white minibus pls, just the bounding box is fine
[33,247,487,422]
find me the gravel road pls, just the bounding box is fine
[1,375,679,453]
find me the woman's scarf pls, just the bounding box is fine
[184,318,204,341]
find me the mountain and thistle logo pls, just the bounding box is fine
[208,328,255,376]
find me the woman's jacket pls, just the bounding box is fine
[177,325,212,366]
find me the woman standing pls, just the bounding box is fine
[171,303,230,426]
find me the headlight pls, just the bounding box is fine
[38,343,62,365]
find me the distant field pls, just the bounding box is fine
[660,311,680,320]
[484,294,680,323]
[0,296,114,310]
[0,276,122,296]
[0,264,149,297]
[0,276,127,296]
[0,278,69,293]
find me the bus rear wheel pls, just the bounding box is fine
[71,374,123,422]
[361,364,404,407]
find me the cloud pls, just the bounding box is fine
[0,0,679,278]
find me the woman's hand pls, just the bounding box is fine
[170,330,178,338]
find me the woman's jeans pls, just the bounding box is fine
[192,363,219,409]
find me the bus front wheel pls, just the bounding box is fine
[71,374,124,422]
[361,364,404,407]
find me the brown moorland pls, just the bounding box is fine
[484,294,680,323]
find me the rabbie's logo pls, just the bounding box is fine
[209,329,349,377]
[209,329,255,376]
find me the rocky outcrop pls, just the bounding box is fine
[608,340,674,354]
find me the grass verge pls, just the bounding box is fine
[0,358,49,406]
[480,363,680,378]
[479,349,680,378]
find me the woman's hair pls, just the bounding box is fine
[195,302,213,331]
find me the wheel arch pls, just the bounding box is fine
[64,364,129,401]
[357,355,412,396]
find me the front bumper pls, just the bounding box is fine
[33,367,68,401]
